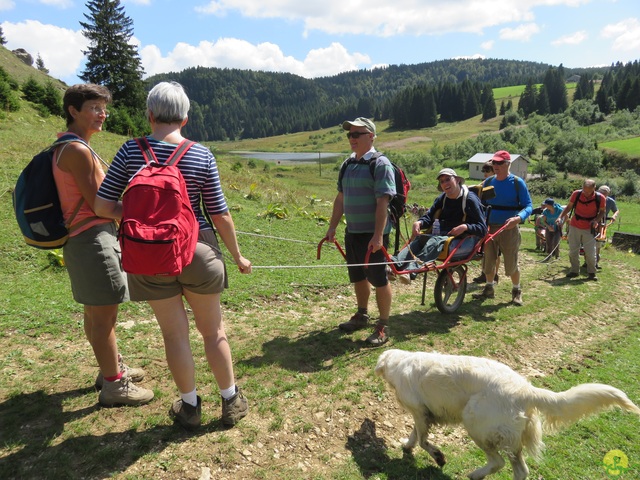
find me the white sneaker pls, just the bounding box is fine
[98,375,154,407]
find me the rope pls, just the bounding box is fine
[252,260,392,270]
[236,231,319,245]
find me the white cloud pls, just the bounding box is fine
[499,23,540,42]
[39,0,73,7]
[481,40,494,50]
[1,21,87,81]
[190,0,587,37]
[551,30,588,46]
[0,0,15,10]
[141,39,370,78]
[601,18,640,52]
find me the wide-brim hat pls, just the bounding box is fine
[342,117,376,135]
[437,168,465,191]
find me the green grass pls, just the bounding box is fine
[601,136,640,157]
[2,97,640,480]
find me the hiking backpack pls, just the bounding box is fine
[118,137,198,276]
[13,134,99,249]
[338,152,411,228]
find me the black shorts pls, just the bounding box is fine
[344,231,390,287]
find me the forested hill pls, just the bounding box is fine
[147,58,603,141]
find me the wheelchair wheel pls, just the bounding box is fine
[434,265,467,314]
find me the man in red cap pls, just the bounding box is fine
[472,150,532,305]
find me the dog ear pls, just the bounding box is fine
[374,351,390,378]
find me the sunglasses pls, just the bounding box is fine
[346,131,371,139]
[482,168,493,173]
[491,161,507,166]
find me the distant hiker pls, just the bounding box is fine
[54,84,153,407]
[95,81,251,429]
[326,117,395,346]
[474,160,500,284]
[540,197,564,259]
[595,185,619,268]
[558,179,605,280]
[472,150,533,306]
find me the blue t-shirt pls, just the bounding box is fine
[482,174,533,225]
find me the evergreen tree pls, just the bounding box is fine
[481,86,497,121]
[499,100,506,115]
[79,0,146,113]
[0,26,6,45]
[537,85,550,115]
[36,54,49,74]
[518,79,538,117]
[543,65,568,114]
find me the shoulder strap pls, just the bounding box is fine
[368,151,385,178]
[461,184,469,222]
[166,139,195,166]
[134,137,157,165]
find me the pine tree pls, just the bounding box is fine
[36,54,49,74]
[0,26,6,45]
[79,0,146,113]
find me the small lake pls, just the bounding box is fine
[230,151,346,165]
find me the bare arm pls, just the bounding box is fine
[210,211,252,274]
[369,195,390,252]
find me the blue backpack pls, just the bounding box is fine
[13,134,98,249]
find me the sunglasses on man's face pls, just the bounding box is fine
[346,131,371,139]
[492,161,507,166]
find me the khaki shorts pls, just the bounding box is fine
[127,229,227,301]
[483,225,521,277]
[63,222,129,306]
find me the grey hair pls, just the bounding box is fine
[583,179,596,189]
[146,81,190,124]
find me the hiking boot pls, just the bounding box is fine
[566,271,579,278]
[473,273,498,284]
[397,273,411,285]
[339,312,370,333]
[365,322,389,346]
[386,266,397,282]
[169,396,202,430]
[587,273,598,281]
[95,354,145,390]
[472,283,495,299]
[221,387,248,426]
[98,375,154,407]
[511,288,523,306]
[472,272,486,283]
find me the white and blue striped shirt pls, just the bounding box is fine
[97,137,228,230]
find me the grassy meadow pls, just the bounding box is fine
[1,99,640,480]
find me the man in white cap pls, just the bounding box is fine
[326,117,395,346]
[389,168,486,280]
[472,150,532,305]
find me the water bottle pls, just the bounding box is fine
[432,219,440,236]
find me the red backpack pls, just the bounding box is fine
[119,137,199,276]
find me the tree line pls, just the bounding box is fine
[2,0,640,145]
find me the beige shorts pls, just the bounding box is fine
[63,222,129,306]
[127,229,227,301]
[483,225,521,277]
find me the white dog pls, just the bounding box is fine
[375,349,640,480]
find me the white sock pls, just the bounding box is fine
[220,385,237,400]
[180,388,198,407]
[486,281,494,286]
[513,284,520,289]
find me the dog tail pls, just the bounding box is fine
[532,383,640,431]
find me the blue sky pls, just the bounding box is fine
[2,0,639,86]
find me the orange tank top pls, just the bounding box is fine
[52,135,112,237]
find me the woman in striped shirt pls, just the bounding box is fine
[95,81,252,430]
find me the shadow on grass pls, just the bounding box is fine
[345,418,452,479]
[238,309,466,373]
[0,387,214,479]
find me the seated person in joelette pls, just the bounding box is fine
[391,168,487,277]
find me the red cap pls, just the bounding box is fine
[491,150,511,162]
